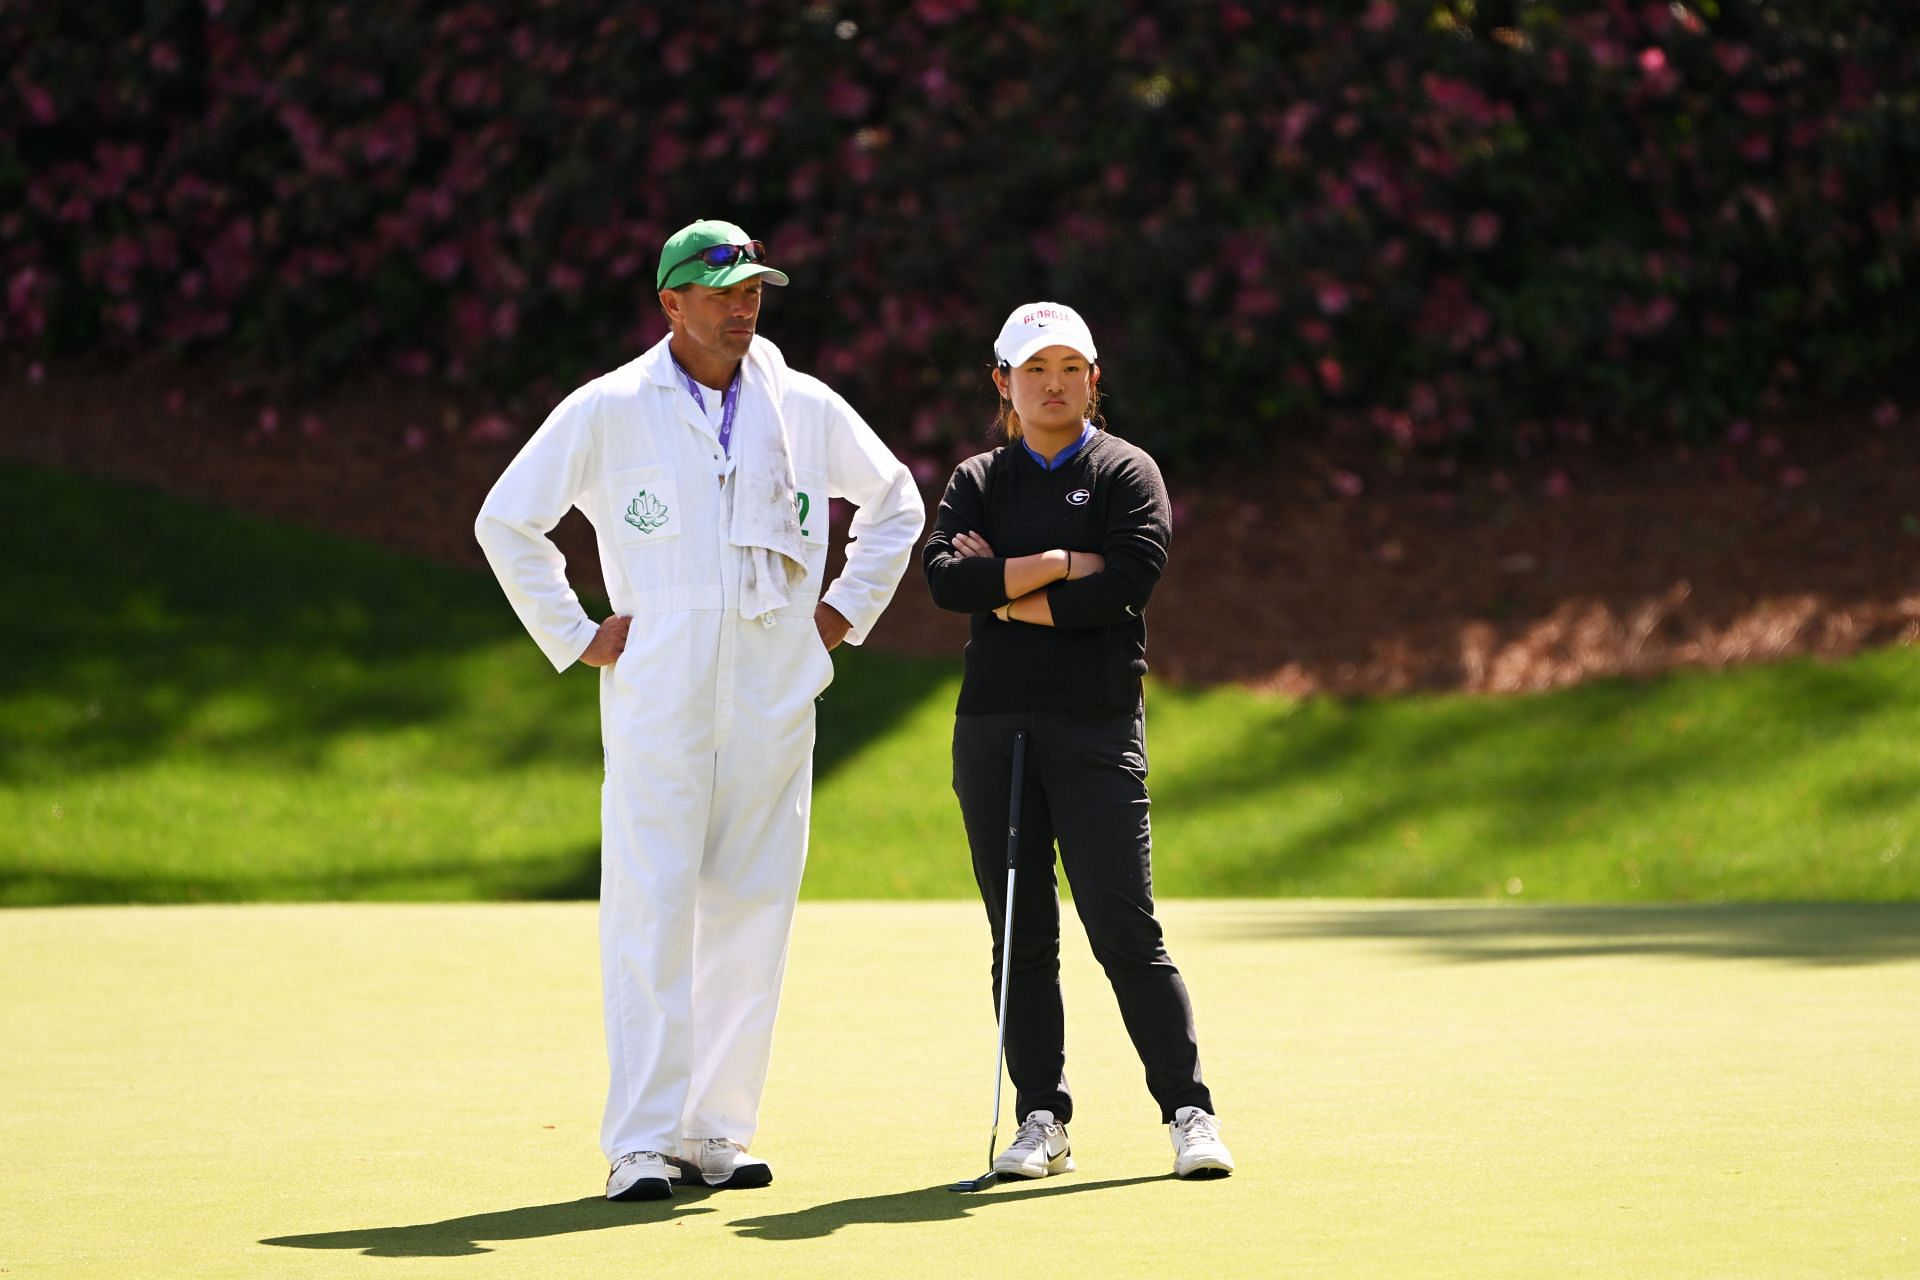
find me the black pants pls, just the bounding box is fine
[952,710,1213,1125]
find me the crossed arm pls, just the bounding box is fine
[948,532,1104,627]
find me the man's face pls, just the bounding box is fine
[661,277,764,367]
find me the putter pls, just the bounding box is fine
[951,728,1027,1193]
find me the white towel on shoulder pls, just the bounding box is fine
[730,339,808,621]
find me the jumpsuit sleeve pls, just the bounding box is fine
[473,388,601,672]
[1046,450,1170,629]
[922,462,1010,614]
[818,388,926,646]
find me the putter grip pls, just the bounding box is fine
[1005,730,1026,870]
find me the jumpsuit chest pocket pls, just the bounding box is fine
[607,464,683,547]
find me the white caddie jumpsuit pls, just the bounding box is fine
[474,334,923,1162]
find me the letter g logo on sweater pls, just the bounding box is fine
[1066,488,1091,506]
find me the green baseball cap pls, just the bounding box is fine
[655,219,791,291]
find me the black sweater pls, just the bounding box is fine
[923,430,1171,715]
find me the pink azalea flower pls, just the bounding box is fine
[914,0,976,23]
[1279,101,1317,147]
[1637,47,1680,96]
[14,75,56,124]
[7,266,39,315]
[825,78,872,118]
[1422,74,1505,125]
[422,243,463,282]
[1236,286,1279,319]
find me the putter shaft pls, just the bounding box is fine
[950,730,1027,1194]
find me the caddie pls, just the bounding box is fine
[475,219,924,1201]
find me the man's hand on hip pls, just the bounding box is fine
[579,615,631,667]
[815,603,852,651]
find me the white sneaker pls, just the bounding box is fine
[992,1110,1075,1179]
[1169,1106,1235,1179]
[606,1150,680,1201]
[673,1137,772,1189]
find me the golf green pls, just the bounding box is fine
[3,902,1915,1278]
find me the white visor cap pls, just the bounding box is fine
[993,301,1098,368]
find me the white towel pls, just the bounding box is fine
[729,340,808,622]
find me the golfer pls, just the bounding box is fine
[923,302,1235,1181]
[476,219,923,1201]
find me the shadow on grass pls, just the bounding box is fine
[1150,656,1920,897]
[261,1193,719,1257]
[727,1175,1173,1240]
[1219,901,1920,967]
[0,840,607,906]
[4,463,952,782]
[3,463,956,903]
[259,1176,1168,1256]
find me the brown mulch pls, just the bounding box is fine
[8,354,1919,695]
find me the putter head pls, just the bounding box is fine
[950,1170,999,1193]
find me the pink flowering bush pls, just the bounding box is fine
[3,0,1917,474]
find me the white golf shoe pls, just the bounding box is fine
[606,1150,680,1201]
[1169,1106,1235,1179]
[992,1110,1075,1179]
[673,1138,773,1190]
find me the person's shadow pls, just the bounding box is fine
[729,1175,1173,1241]
[260,1191,719,1257]
[260,1175,1169,1255]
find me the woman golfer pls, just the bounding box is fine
[923,301,1235,1180]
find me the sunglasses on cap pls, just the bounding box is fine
[661,240,767,284]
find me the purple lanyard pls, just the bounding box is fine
[674,360,740,457]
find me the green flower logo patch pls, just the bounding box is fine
[624,490,670,534]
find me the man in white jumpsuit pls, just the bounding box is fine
[474,220,923,1201]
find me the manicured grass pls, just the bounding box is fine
[3,901,1916,1279]
[5,461,1919,903]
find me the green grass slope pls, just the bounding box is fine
[4,461,1918,903]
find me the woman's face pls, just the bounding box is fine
[994,345,1099,436]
